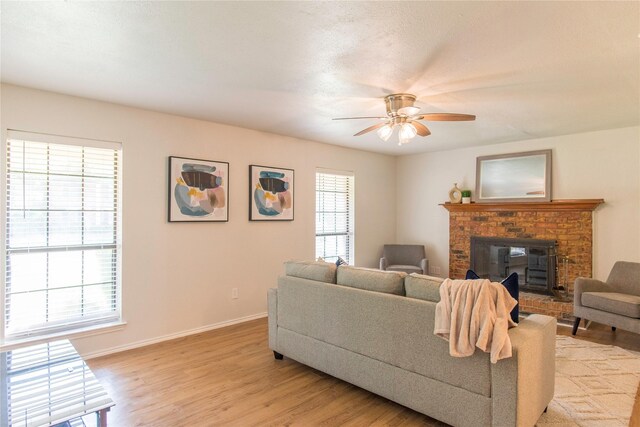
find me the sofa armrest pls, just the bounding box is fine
[574,278,610,308]
[491,314,556,427]
[268,288,278,350]
[380,257,388,271]
[420,258,429,275]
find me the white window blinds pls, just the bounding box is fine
[4,131,122,339]
[316,171,354,264]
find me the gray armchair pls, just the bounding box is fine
[572,261,640,335]
[380,244,428,275]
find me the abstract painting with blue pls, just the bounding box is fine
[168,156,229,222]
[249,165,294,221]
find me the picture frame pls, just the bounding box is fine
[168,156,229,222]
[475,149,551,203]
[249,165,294,221]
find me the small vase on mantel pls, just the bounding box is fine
[448,183,462,204]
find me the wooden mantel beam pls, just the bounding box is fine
[440,199,604,212]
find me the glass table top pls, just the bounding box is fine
[1,339,114,427]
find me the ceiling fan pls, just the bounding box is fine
[333,93,475,145]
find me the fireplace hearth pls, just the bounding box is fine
[470,236,557,295]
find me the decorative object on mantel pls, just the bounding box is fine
[440,199,604,212]
[476,149,551,203]
[461,190,471,204]
[448,183,462,203]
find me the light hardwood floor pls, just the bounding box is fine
[88,317,639,427]
[556,321,640,352]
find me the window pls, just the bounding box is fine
[3,131,122,340]
[315,170,354,264]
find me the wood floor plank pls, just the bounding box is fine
[556,321,640,352]
[87,317,639,426]
[630,382,640,427]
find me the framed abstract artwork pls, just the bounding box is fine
[168,156,229,222]
[249,165,294,221]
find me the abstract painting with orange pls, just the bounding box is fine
[169,156,229,222]
[249,165,294,221]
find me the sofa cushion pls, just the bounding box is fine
[582,292,640,318]
[388,265,423,274]
[405,273,443,302]
[337,266,406,295]
[285,260,337,283]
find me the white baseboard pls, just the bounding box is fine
[82,312,267,360]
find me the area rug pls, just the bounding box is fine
[536,336,640,427]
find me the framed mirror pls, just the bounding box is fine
[475,149,551,203]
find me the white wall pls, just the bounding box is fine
[0,84,397,356]
[396,126,640,281]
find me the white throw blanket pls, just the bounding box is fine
[434,278,517,364]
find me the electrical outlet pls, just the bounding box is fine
[430,266,442,276]
[232,288,239,299]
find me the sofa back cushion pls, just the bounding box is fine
[285,260,337,283]
[337,266,406,295]
[405,273,443,302]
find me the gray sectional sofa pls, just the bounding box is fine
[268,261,557,427]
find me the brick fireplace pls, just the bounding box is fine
[442,199,603,320]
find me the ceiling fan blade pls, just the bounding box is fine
[354,122,388,136]
[411,121,431,137]
[332,116,387,120]
[421,113,476,121]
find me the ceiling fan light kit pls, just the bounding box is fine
[334,93,476,146]
[399,122,417,138]
[377,124,393,141]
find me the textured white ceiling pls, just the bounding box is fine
[1,2,638,155]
